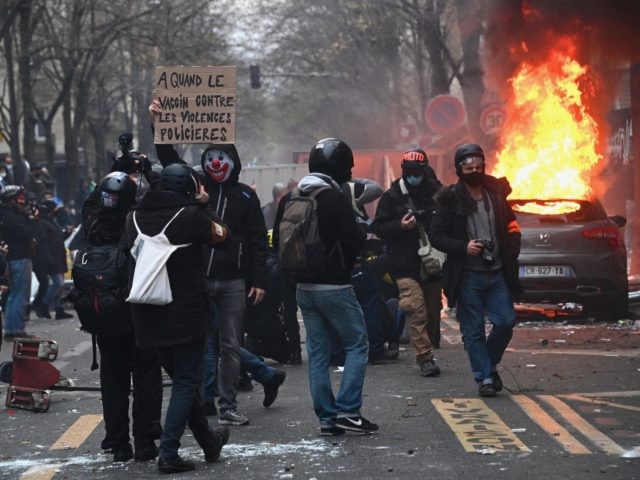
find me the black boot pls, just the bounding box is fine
[34,305,51,319]
[55,308,73,320]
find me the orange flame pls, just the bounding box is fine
[491,44,602,214]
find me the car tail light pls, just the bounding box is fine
[581,226,621,247]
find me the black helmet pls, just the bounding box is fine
[0,185,25,203]
[454,143,485,175]
[98,172,136,210]
[160,164,200,198]
[308,138,354,184]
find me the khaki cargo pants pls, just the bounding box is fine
[395,278,442,363]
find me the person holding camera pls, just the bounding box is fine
[429,143,522,397]
[81,133,157,236]
[372,148,443,378]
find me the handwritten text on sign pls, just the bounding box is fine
[154,66,236,144]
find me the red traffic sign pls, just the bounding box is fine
[480,105,507,135]
[395,122,417,143]
[425,95,466,135]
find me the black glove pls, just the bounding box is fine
[140,155,152,174]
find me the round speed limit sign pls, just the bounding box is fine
[480,105,506,135]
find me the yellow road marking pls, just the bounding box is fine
[538,395,625,455]
[20,464,63,480]
[432,398,530,453]
[50,414,103,450]
[512,395,591,454]
[558,394,640,413]
[568,391,640,398]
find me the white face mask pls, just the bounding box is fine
[204,149,234,183]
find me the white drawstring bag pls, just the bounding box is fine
[126,207,191,306]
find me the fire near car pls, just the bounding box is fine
[510,198,628,321]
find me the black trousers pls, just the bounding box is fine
[281,282,301,356]
[32,267,49,307]
[97,333,163,450]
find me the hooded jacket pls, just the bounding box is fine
[34,217,67,274]
[372,169,442,281]
[273,173,366,285]
[154,142,267,289]
[428,175,523,305]
[125,190,224,347]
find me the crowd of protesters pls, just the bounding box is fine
[0,101,521,474]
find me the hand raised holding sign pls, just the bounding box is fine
[149,99,162,121]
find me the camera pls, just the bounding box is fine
[113,133,148,174]
[407,208,426,218]
[476,239,495,265]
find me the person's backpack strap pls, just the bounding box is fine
[308,186,344,267]
[90,333,99,371]
[160,207,186,235]
[132,206,185,236]
[132,210,142,235]
[399,178,431,249]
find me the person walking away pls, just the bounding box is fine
[274,138,378,435]
[429,143,522,397]
[0,186,36,340]
[372,148,443,377]
[125,164,230,474]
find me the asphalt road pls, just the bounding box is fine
[0,311,638,480]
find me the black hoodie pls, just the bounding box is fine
[155,143,267,289]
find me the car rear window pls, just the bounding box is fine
[509,200,601,223]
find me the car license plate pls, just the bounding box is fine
[519,265,574,278]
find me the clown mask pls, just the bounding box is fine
[204,149,234,183]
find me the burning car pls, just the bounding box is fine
[509,198,628,320]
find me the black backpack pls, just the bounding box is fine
[71,242,131,338]
[278,187,338,279]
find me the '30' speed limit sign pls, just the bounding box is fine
[480,105,506,135]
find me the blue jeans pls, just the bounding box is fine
[204,278,245,411]
[43,273,64,310]
[456,270,515,383]
[297,286,369,427]
[205,330,275,403]
[156,337,213,460]
[5,259,32,334]
[240,347,275,384]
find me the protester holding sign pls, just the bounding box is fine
[149,88,268,427]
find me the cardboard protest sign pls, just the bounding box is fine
[153,66,236,144]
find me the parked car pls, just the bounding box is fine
[509,198,628,321]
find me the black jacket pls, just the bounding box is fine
[125,190,222,348]
[428,175,523,305]
[0,205,35,260]
[372,173,441,281]
[34,218,67,274]
[81,170,159,243]
[273,174,366,285]
[155,143,268,289]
